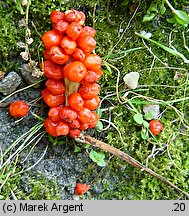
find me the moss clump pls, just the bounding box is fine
[0,170,61,200]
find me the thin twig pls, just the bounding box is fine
[79,133,189,198]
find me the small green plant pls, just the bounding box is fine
[133,112,153,140]
[142,2,166,22]
[143,0,189,27]
[165,0,189,27]
[89,150,106,167]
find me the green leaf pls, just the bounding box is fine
[74,146,81,153]
[142,13,155,22]
[141,128,149,140]
[0,195,4,200]
[89,150,106,167]
[49,136,58,145]
[174,10,189,25]
[97,160,106,167]
[148,3,158,13]
[15,0,25,15]
[143,120,149,128]
[96,120,103,132]
[121,0,129,6]
[167,17,176,24]
[133,113,144,125]
[144,111,155,120]
[160,6,166,15]
[83,144,90,149]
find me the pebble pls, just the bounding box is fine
[20,64,42,88]
[123,72,140,89]
[0,71,22,95]
[143,104,160,119]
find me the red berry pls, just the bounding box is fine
[48,106,62,123]
[53,20,69,35]
[69,119,81,129]
[79,26,96,38]
[72,48,85,62]
[42,30,63,49]
[59,106,78,123]
[64,9,85,25]
[69,129,80,138]
[46,78,65,95]
[84,54,102,72]
[84,96,100,110]
[149,119,163,136]
[80,123,89,131]
[66,22,83,41]
[80,70,103,84]
[60,36,77,55]
[41,89,65,107]
[63,61,87,82]
[77,35,96,53]
[88,112,99,128]
[78,83,100,100]
[49,46,70,65]
[9,100,29,118]
[50,10,64,24]
[43,49,51,60]
[68,92,84,111]
[55,121,70,136]
[77,107,93,124]
[44,117,57,137]
[74,183,90,195]
[43,60,64,80]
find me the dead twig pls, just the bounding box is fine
[79,133,189,199]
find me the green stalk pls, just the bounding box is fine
[102,47,143,60]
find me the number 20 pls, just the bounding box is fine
[174,203,185,211]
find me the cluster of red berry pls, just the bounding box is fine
[41,9,103,138]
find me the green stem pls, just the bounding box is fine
[165,0,176,14]
[26,0,31,25]
[102,47,142,60]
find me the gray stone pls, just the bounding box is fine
[20,64,42,87]
[143,104,160,119]
[0,71,22,95]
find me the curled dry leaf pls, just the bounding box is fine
[0,70,5,80]
[20,51,29,61]
[26,37,33,45]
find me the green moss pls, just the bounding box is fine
[0,171,61,200]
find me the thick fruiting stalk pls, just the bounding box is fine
[64,79,80,106]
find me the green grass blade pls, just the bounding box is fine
[135,32,189,63]
[102,47,143,60]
